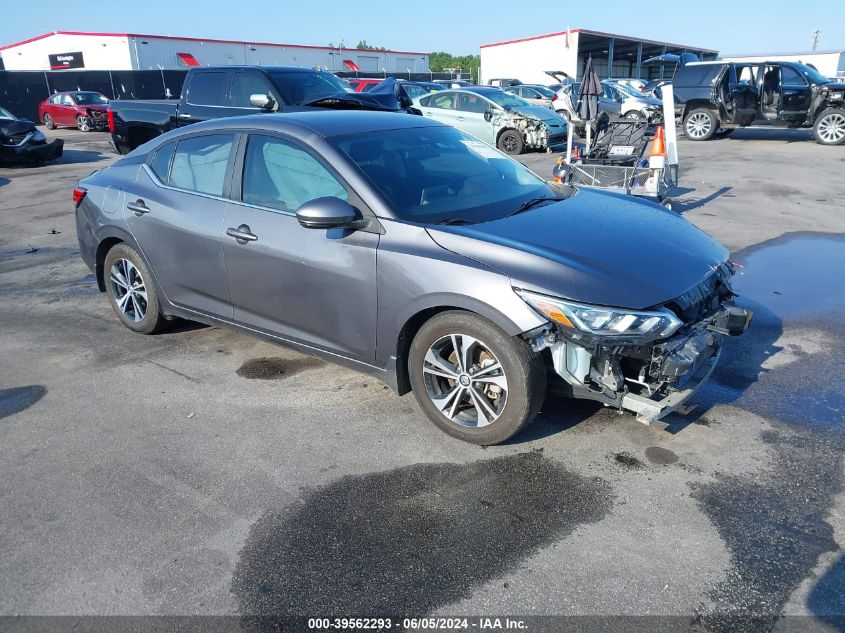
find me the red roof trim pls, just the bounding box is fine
[480,29,580,49]
[0,30,429,56]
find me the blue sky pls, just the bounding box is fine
[2,0,843,56]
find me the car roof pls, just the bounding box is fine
[162,110,443,139]
[196,65,328,73]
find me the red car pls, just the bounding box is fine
[38,91,109,132]
[347,78,384,92]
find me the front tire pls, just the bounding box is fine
[76,115,91,132]
[103,243,167,334]
[813,108,845,145]
[43,113,55,130]
[683,108,718,141]
[497,129,525,155]
[408,311,546,445]
[624,110,643,120]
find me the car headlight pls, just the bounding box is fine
[31,129,46,141]
[517,289,683,339]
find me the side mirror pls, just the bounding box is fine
[484,109,493,122]
[249,93,276,110]
[296,197,362,229]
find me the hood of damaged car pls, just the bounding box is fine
[426,188,729,310]
[506,105,565,125]
[0,118,36,140]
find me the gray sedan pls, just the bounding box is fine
[75,111,749,444]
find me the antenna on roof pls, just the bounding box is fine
[811,28,821,51]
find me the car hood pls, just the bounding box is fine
[81,104,109,112]
[426,188,729,310]
[508,105,563,123]
[824,82,845,90]
[0,118,35,139]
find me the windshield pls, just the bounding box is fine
[73,93,109,105]
[477,90,530,109]
[0,106,15,120]
[331,126,557,224]
[613,83,644,98]
[531,86,556,97]
[794,63,830,85]
[268,71,355,105]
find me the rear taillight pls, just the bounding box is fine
[107,109,115,133]
[72,187,87,207]
[551,93,558,102]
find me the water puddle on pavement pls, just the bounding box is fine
[231,452,612,617]
[688,234,845,629]
[697,233,845,429]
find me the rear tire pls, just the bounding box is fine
[43,114,55,130]
[683,108,718,141]
[103,243,168,335]
[813,108,845,145]
[497,129,525,155]
[408,311,546,445]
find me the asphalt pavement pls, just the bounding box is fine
[0,126,843,632]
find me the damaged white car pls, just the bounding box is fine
[413,87,568,155]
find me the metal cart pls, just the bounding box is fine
[564,161,679,209]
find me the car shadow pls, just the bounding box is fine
[807,552,845,631]
[672,185,733,214]
[721,127,814,143]
[0,177,9,187]
[0,148,107,169]
[55,148,108,164]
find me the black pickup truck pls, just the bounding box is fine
[108,66,410,153]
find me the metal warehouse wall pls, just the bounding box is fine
[0,70,186,121]
[0,33,134,70]
[480,33,580,85]
[130,37,429,73]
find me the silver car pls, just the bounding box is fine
[414,87,568,154]
[504,85,557,109]
[75,111,750,445]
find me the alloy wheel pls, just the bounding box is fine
[422,334,508,428]
[686,112,712,139]
[110,258,147,322]
[502,134,518,153]
[77,116,91,132]
[817,112,845,144]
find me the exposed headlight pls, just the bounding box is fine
[31,129,46,142]
[517,289,683,339]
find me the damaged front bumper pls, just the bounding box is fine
[0,132,63,164]
[528,304,752,424]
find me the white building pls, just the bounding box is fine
[480,28,717,85]
[0,31,429,74]
[720,50,845,79]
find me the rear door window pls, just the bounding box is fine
[169,134,234,196]
[242,134,347,212]
[149,142,176,184]
[429,93,457,109]
[186,72,230,106]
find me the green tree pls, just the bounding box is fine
[356,40,386,51]
[428,51,481,82]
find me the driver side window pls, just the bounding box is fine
[428,93,456,110]
[242,135,347,212]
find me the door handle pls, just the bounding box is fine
[177,113,192,119]
[226,224,258,244]
[127,200,150,216]
[456,116,465,121]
